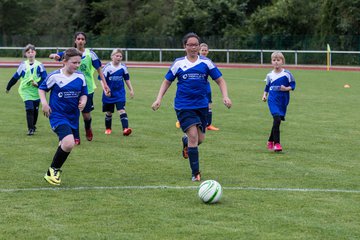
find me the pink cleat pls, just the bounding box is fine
[74,138,80,145]
[123,128,132,136]
[192,172,201,182]
[267,141,274,150]
[85,128,93,141]
[274,143,282,152]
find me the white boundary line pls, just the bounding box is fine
[0,185,359,193]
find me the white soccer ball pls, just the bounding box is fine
[198,180,222,204]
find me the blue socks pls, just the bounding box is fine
[207,109,212,126]
[188,147,199,175]
[105,114,112,129]
[84,118,92,130]
[120,113,128,129]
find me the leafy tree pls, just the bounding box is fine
[91,0,175,47]
[320,0,360,35]
[319,0,360,50]
[248,0,322,49]
[33,0,89,46]
[165,0,247,36]
[250,0,320,35]
[0,0,38,45]
[163,0,248,48]
[1,0,360,50]
[245,0,272,15]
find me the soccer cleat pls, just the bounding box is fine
[85,128,93,141]
[74,138,80,145]
[44,167,62,186]
[27,129,35,136]
[105,129,112,135]
[192,172,201,182]
[123,128,132,136]
[274,143,283,152]
[267,141,274,150]
[206,125,219,131]
[182,135,188,159]
[175,121,180,128]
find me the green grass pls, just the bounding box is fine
[0,66,359,239]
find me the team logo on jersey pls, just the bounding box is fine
[64,91,80,98]
[182,73,204,80]
[270,86,281,91]
[80,64,87,72]
[110,76,123,82]
[58,92,63,98]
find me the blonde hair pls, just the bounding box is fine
[271,51,285,64]
[200,43,208,49]
[111,48,124,57]
[23,44,36,57]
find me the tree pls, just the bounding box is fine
[0,0,38,45]
[33,0,89,46]
[248,0,322,49]
[1,0,360,50]
[319,0,360,50]
[163,0,248,47]
[90,0,178,47]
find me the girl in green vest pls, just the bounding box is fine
[6,44,47,135]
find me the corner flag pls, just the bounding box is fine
[326,44,331,71]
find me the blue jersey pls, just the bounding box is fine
[39,69,88,130]
[57,49,101,94]
[165,55,222,109]
[57,49,102,70]
[201,56,213,103]
[264,69,296,117]
[100,62,130,103]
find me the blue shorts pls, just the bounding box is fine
[102,102,126,113]
[53,124,76,141]
[176,108,208,133]
[83,93,94,113]
[268,100,287,121]
[24,99,40,111]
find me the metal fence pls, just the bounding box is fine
[1,47,360,66]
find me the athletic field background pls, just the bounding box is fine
[0,64,359,239]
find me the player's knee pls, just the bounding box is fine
[61,137,75,151]
[198,133,205,145]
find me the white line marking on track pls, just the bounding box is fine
[0,186,359,193]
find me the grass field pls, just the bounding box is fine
[0,65,359,239]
